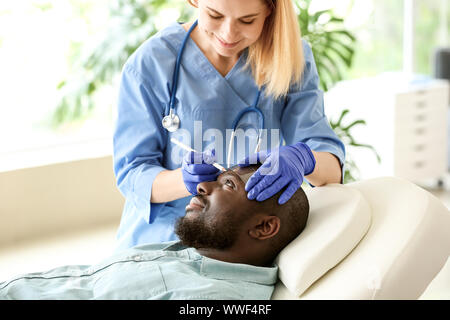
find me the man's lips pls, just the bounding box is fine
[186,196,206,211]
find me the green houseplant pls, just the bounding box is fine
[53,0,379,183]
[52,0,194,125]
[295,0,380,182]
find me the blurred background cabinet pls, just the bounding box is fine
[326,73,449,185]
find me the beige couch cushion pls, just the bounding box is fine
[272,177,450,300]
[274,183,371,297]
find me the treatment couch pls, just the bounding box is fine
[272,176,450,300]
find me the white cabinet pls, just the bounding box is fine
[394,87,448,180]
[325,73,449,184]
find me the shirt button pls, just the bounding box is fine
[133,255,142,262]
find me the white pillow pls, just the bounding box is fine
[275,184,372,297]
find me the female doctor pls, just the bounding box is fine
[113,0,345,251]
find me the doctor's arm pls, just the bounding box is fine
[306,151,342,186]
[114,63,191,212]
[151,168,190,203]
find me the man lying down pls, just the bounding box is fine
[0,164,309,300]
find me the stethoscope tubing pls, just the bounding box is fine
[167,20,199,117]
[164,19,265,167]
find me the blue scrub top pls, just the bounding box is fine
[113,21,345,251]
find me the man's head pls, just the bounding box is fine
[175,164,309,266]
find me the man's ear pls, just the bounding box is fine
[248,215,280,240]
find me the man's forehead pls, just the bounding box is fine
[231,165,257,184]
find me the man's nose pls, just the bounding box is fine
[197,180,215,195]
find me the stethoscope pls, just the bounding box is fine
[162,20,265,168]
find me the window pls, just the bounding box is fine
[414,0,449,75]
[341,0,449,79]
[0,1,113,170]
[0,0,448,171]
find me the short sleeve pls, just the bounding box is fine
[113,63,167,223]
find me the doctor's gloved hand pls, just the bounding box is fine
[238,142,316,205]
[182,149,220,195]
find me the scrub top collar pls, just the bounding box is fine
[163,21,259,113]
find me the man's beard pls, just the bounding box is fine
[174,210,239,250]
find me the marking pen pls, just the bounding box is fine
[170,138,226,172]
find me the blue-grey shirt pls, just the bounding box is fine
[0,241,278,300]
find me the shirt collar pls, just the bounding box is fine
[195,251,279,285]
[167,242,278,285]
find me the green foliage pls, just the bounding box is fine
[295,0,379,182]
[32,2,53,11]
[295,0,356,92]
[52,0,194,127]
[345,0,404,79]
[329,110,381,183]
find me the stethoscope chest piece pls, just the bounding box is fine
[162,112,180,132]
[163,18,265,159]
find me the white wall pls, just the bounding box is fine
[0,156,124,247]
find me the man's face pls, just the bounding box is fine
[175,166,258,249]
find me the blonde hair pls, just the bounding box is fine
[249,0,304,99]
[187,0,305,99]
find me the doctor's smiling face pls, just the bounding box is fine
[175,164,309,266]
[188,0,273,59]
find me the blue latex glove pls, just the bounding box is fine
[238,142,316,204]
[182,149,220,195]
